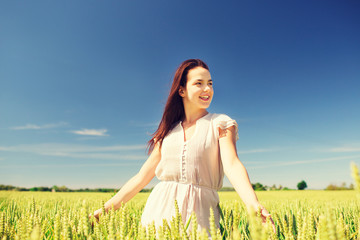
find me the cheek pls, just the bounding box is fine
[189,88,201,96]
[210,88,214,96]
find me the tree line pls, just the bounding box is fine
[0,181,354,192]
[0,185,116,192]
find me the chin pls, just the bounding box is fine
[200,103,211,109]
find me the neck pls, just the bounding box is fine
[182,106,208,124]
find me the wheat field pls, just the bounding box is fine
[0,189,359,240]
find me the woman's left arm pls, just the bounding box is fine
[219,126,275,231]
[218,126,261,211]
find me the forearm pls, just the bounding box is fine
[225,159,260,211]
[101,173,146,213]
[91,144,160,219]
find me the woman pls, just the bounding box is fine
[91,59,275,233]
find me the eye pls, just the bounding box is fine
[208,82,213,86]
[196,82,202,85]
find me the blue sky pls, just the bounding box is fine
[1,1,359,190]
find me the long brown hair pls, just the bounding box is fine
[147,59,209,154]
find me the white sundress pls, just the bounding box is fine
[141,112,239,232]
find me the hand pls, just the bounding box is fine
[249,203,276,234]
[258,205,276,234]
[88,209,101,228]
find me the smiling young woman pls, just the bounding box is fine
[91,59,275,234]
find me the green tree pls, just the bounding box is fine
[297,180,307,190]
[252,182,267,191]
[58,185,69,192]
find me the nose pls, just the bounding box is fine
[204,85,210,91]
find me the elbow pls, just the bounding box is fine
[134,172,145,185]
[136,171,154,189]
[224,167,235,178]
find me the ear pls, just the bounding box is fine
[179,87,185,97]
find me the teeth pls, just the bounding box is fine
[200,96,209,99]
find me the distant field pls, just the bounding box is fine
[0,190,359,239]
[2,189,356,202]
[219,189,357,202]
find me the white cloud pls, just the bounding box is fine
[41,152,146,160]
[0,143,146,168]
[0,143,147,160]
[0,144,280,161]
[247,155,360,169]
[70,128,109,136]
[10,122,68,130]
[327,147,360,153]
[238,148,279,154]
[0,143,146,153]
[315,144,360,153]
[0,162,141,169]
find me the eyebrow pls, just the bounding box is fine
[195,79,213,82]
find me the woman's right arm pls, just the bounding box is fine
[92,141,161,219]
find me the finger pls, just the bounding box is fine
[261,208,270,215]
[261,212,271,219]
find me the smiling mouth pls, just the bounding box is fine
[199,96,210,101]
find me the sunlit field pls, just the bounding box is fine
[0,190,359,239]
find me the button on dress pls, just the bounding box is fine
[141,113,239,232]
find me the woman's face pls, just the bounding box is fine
[179,67,214,111]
